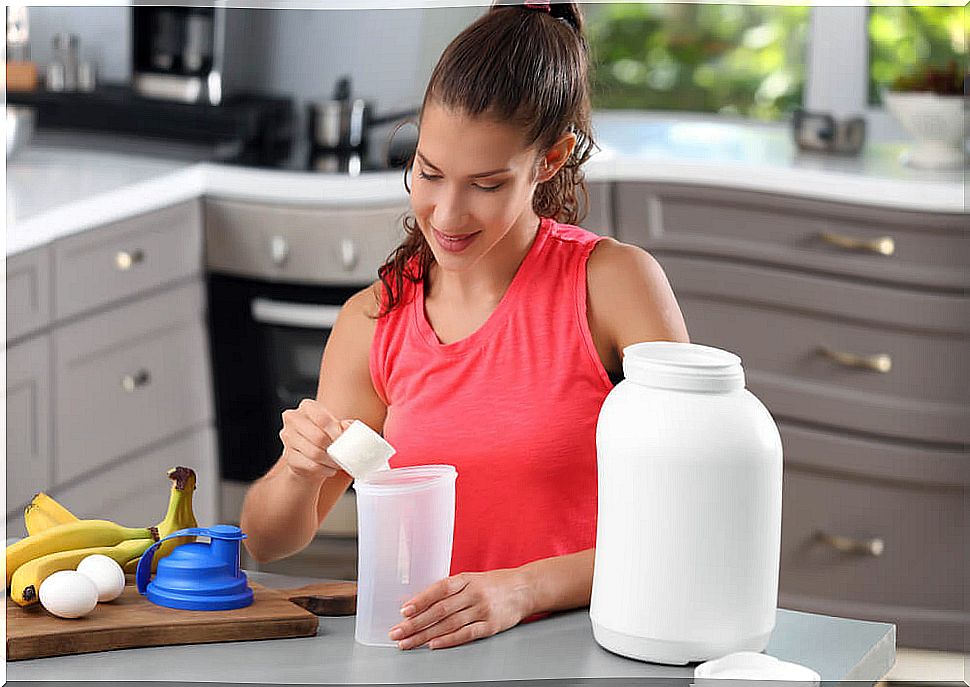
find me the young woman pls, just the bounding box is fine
[240,0,688,651]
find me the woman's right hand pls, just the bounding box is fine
[279,398,352,482]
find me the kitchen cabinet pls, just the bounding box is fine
[616,181,970,652]
[583,180,612,236]
[4,199,216,535]
[6,246,51,344]
[6,335,52,512]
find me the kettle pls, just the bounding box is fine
[590,342,783,665]
[135,524,254,611]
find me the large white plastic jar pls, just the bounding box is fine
[590,341,783,665]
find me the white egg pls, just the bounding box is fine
[76,554,126,602]
[39,570,99,618]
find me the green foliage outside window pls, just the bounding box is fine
[585,3,809,121]
[868,5,968,104]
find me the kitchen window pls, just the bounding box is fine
[587,3,810,121]
[582,3,967,143]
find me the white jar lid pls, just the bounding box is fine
[695,651,821,685]
[622,341,744,392]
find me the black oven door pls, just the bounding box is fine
[207,274,360,481]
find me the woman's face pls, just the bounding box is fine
[409,101,543,272]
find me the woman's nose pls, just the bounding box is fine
[431,187,469,232]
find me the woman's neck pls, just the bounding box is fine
[428,214,542,307]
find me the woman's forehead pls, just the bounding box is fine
[417,102,533,170]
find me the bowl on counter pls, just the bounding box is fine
[882,89,967,170]
[6,105,36,160]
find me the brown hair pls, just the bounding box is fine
[375,1,598,317]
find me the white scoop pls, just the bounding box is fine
[326,420,395,479]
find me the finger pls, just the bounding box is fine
[282,447,337,480]
[298,398,340,433]
[395,607,479,650]
[280,426,339,473]
[426,621,491,650]
[391,589,473,640]
[400,574,469,618]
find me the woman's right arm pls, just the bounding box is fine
[240,282,387,563]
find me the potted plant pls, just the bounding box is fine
[881,60,967,170]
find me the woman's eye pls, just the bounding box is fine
[418,170,502,192]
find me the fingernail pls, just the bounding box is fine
[397,641,409,650]
[389,628,403,640]
[400,605,415,616]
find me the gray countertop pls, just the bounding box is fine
[6,571,896,684]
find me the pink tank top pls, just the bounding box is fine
[369,217,614,574]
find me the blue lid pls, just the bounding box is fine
[136,525,254,611]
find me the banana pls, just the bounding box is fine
[5,520,158,588]
[141,466,199,574]
[10,538,154,606]
[24,492,79,535]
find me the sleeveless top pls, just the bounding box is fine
[369,217,614,575]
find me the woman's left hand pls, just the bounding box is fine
[388,569,534,650]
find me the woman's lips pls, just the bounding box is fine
[432,227,480,254]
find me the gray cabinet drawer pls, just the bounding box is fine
[53,200,202,320]
[6,247,51,343]
[6,335,52,514]
[54,426,218,528]
[617,182,970,290]
[205,198,407,285]
[661,256,970,444]
[779,460,968,651]
[53,280,213,486]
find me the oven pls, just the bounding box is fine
[203,196,407,576]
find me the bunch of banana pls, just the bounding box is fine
[24,492,79,534]
[10,538,155,606]
[6,520,158,605]
[5,466,199,607]
[122,466,198,574]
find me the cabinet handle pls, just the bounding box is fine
[115,249,145,271]
[819,231,895,256]
[817,346,892,373]
[121,369,151,393]
[815,530,885,557]
[340,238,359,270]
[270,235,290,267]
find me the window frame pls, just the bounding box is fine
[804,5,908,143]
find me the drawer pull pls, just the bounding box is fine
[115,249,144,271]
[340,238,359,270]
[815,530,885,557]
[270,235,290,267]
[819,231,895,256]
[121,369,151,393]
[817,346,892,373]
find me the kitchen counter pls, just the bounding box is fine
[5,571,895,684]
[6,113,965,258]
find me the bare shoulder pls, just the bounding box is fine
[341,280,384,323]
[586,238,689,351]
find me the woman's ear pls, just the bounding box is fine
[537,131,578,183]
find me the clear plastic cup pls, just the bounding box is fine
[352,465,457,646]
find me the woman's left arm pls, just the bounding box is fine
[389,240,688,650]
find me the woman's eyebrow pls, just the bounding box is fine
[416,151,511,178]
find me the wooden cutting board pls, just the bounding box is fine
[7,580,357,661]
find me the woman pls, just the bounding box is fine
[240,0,688,651]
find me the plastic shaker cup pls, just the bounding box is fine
[352,465,457,646]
